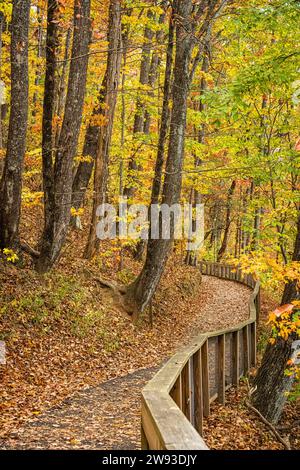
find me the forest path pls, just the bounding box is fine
[1,276,251,450]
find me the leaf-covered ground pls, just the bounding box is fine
[0,219,298,450]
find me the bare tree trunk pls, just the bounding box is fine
[123,8,155,199]
[123,0,196,317]
[185,33,210,265]
[217,180,236,261]
[133,6,173,262]
[252,210,300,423]
[32,6,43,118]
[0,11,4,150]
[71,2,124,215]
[143,6,166,134]
[55,27,71,146]
[0,0,31,250]
[150,14,174,206]
[35,0,91,273]
[84,0,122,259]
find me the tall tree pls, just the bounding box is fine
[0,0,31,250]
[252,210,300,423]
[71,0,122,221]
[123,0,197,317]
[217,179,236,261]
[35,0,91,273]
[84,0,122,259]
[123,7,155,199]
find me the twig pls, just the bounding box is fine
[245,401,291,450]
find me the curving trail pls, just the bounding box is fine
[0,276,251,450]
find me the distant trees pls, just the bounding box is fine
[0,0,31,250]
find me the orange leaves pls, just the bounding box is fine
[268,302,300,343]
[272,304,295,318]
[90,114,108,127]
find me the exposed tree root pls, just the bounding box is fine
[245,401,291,450]
[20,241,40,259]
[83,268,136,319]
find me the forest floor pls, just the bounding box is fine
[0,213,299,450]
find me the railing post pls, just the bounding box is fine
[181,360,191,421]
[193,349,203,436]
[232,330,240,387]
[250,322,257,367]
[243,325,250,374]
[218,334,225,404]
[141,424,149,450]
[256,286,261,325]
[170,374,182,409]
[201,341,210,417]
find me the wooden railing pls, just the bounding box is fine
[141,261,260,450]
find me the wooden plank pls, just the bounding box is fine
[141,399,164,450]
[218,334,225,404]
[170,374,182,409]
[192,349,203,436]
[243,325,250,374]
[232,330,240,387]
[250,322,257,367]
[199,261,203,274]
[201,341,210,417]
[141,424,149,450]
[181,361,191,421]
[142,392,208,450]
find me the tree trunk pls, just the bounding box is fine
[123,0,195,317]
[55,27,71,146]
[35,0,91,273]
[0,11,4,150]
[84,0,122,259]
[71,1,123,216]
[143,6,166,134]
[123,9,155,199]
[0,0,31,250]
[217,180,236,261]
[185,33,210,265]
[252,211,300,423]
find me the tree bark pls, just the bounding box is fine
[84,0,122,259]
[252,210,300,423]
[35,0,91,272]
[71,1,123,216]
[0,11,4,150]
[123,0,195,317]
[123,8,155,199]
[185,32,211,265]
[0,0,31,250]
[217,180,236,261]
[55,27,71,146]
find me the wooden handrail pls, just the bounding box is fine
[141,261,260,450]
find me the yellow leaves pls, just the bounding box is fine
[230,253,300,291]
[71,207,84,217]
[268,302,299,344]
[22,189,44,207]
[3,249,19,264]
[74,155,93,164]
